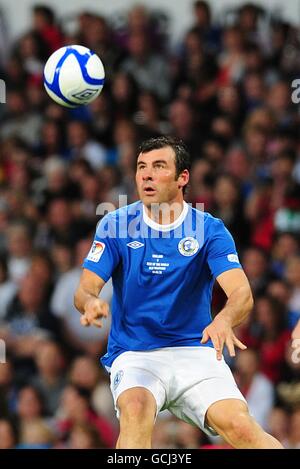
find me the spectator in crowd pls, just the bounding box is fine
[234,348,274,430]
[268,407,289,448]
[0,255,17,319]
[0,273,62,379]
[55,384,116,448]
[6,221,33,284]
[32,5,64,53]
[121,30,171,101]
[0,418,19,449]
[66,120,107,170]
[0,90,42,147]
[211,173,250,249]
[254,295,290,383]
[17,418,55,449]
[51,238,112,355]
[0,358,18,415]
[14,385,47,436]
[286,409,300,449]
[68,422,106,449]
[30,340,67,416]
[69,355,116,425]
[242,247,270,295]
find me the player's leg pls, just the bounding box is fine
[116,387,157,448]
[109,350,168,449]
[167,348,282,449]
[206,399,283,448]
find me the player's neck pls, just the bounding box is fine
[144,198,185,225]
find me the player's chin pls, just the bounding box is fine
[140,193,160,206]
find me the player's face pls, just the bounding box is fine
[136,147,185,207]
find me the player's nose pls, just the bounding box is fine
[142,171,153,181]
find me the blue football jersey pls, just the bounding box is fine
[83,201,242,369]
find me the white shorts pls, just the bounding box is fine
[109,346,247,436]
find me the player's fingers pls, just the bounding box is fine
[233,335,247,350]
[201,329,209,344]
[225,337,235,357]
[91,318,103,328]
[80,315,90,327]
[211,334,222,360]
[87,303,108,320]
[102,303,109,317]
[86,308,102,322]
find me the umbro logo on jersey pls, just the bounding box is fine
[127,241,144,249]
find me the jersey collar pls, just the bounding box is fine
[142,201,189,232]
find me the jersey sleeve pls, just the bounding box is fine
[82,214,120,282]
[206,218,242,278]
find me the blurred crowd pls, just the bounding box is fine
[0,1,300,449]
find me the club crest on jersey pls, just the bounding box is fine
[178,237,199,257]
[87,241,105,262]
[113,370,124,390]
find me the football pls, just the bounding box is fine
[43,45,105,108]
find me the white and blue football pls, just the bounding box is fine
[43,45,105,108]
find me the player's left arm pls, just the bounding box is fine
[201,268,254,360]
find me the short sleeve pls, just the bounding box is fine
[82,214,120,282]
[206,218,242,278]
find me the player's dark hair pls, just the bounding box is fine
[138,136,191,194]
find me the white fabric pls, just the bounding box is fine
[142,201,189,232]
[110,346,246,437]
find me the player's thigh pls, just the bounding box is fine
[168,349,247,437]
[110,351,167,420]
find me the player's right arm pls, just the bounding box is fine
[74,269,109,328]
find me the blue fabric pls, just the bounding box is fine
[83,202,242,369]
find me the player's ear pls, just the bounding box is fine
[177,170,189,189]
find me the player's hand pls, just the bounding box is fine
[80,297,109,328]
[201,315,247,360]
